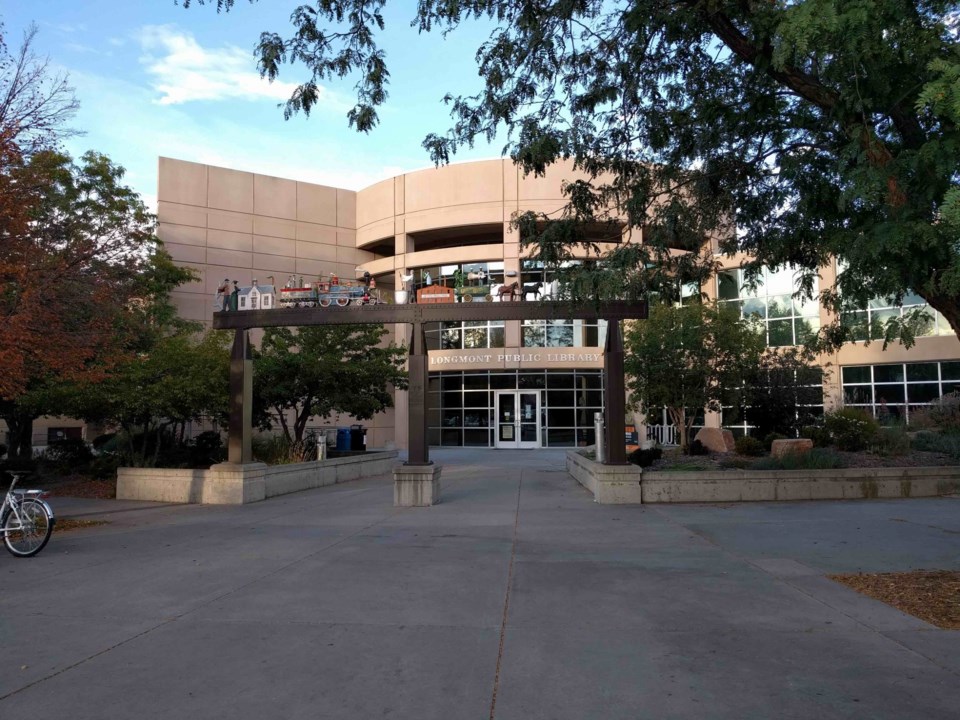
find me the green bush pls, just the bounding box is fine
[912,431,960,458]
[735,435,765,456]
[628,447,662,467]
[43,438,93,472]
[753,448,846,470]
[824,407,879,451]
[800,424,831,448]
[763,432,788,451]
[89,454,122,479]
[189,431,225,467]
[252,434,318,465]
[718,456,753,469]
[92,433,117,452]
[870,427,910,456]
[913,392,960,434]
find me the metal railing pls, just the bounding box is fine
[646,424,678,447]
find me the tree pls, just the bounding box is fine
[739,348,827,440]
[186,1,960,342]
[624,303,764,452]
[254,325,408,443]
[57,330,230,467]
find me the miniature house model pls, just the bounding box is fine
[238,279,275,310]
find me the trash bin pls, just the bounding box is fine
[336,427,351,452]
[350,424,367,451]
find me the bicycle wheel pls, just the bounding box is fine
[3,499,53,557]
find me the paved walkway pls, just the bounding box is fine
[1,449,958,719]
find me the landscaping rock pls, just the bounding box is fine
[695,427,735,453]
[771,438,813,458]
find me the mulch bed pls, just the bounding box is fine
[45,476,117,500]
[829,570,960,629]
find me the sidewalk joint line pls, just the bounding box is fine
[489,470,522,720]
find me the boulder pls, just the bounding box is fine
[771,438,813,458]
[694,427,735,454]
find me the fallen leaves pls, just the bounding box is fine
[829,570,960,629]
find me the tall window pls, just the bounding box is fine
[841,291,953,341]
[426,320,505,350]
[841,361,960,424]
[716,266,819,347]
[521,319,607,348]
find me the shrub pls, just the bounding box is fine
[763,432,788,451]
[189,431,225,467]
[801,425,831,448]
[0,443,6,459]
[43,438,93,471]
[824,407,879,451]
[917,392,960,434]
[628,447,662,468]
[89,454,122,479]
[912,431,960,459]
[252,434,318,465]
[687,439,709,456]
[870,427,910,456]
[735,435,765,456]
[719,456,753,469]
[753,448,846,470]
[92,433,117,452]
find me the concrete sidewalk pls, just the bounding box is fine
[1,450,958,719]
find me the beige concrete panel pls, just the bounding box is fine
[172,293,212,322]
[404,244,504,270]
[337,188,357,229]
[356,178,393,227]
[254,174,297,220]
[159,223,206,247]
[295,258,327,277]
[395,233,412,255]
[394,217,405,235]
[356,249,376,264]
[356,256,395,277]
[208,166,254,213]
[394,176,405,216]
[519,199,574,217]
[253,216,297,240]
[505,321,521,347]
[297,182,338,225]
[208,229,253,252]
[404,160,504,212]
[504,242,519,259]
[172,262,208,293]
[203,265,254,293]
[517,158,585,202]
[158,201,207,228]
[159,157,208,207]
[336,246,361,265]
[404,204,505,234]
[337,229,357,247]
[164,241,206,265]
[503,159,518,203]
[207,209,253,234]
[253,235,295,257]
[296,241,337,262]
[356,218,395,247]
[333,262,361,280]
[253,253,297,274]
[836,336,960,366]
[296,223,338,245]
[207,248,253,268]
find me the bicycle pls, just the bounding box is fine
[1,472,55,558]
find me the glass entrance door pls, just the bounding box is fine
[495,391,540,449]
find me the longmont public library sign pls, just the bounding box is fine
[429,349,604,371]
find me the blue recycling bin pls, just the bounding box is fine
[335,427,351,452]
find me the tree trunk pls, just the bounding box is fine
[4,413,34,459]
[923,291,960,341]
[667,407,687,451]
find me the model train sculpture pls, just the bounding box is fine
[216,273,559,311]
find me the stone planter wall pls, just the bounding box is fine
[117,451,398,505]
[566,450,960,505]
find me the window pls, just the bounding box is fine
[841,360,960,424]
[521,319,607,348]
[716,266,820,347]
[425,320,505,350]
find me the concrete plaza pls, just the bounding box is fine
[1,449,958,719]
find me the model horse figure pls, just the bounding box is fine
[496,282,520,301]
[522,281,544,299]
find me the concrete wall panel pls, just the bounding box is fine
[159,158,207,207]
[404,160,503,212]
[356,178,393,227]
[207,209,253,234]
[160,223,206,247]
[296,241,338,262]
[208,167,254,213]
[253,235,296,257]
[337,189,357,229]
[254,174,297,220]
[296,223,338,245]
[297,182,338,225]
[253,216,297,240]
[164,241,207,265]
[158,201,207,228]
[207,248,253,268]
[208,229,253,252]
[356,218,395,248]
[253,253,297,274]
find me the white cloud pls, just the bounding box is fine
[137,25,313,106]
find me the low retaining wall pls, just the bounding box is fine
[566,451,960,504]
[117,451,398,505]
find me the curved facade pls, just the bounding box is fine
[158,157,960,450]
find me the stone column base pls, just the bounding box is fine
[393,463,442,506]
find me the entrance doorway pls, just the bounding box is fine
[495,390,540,448]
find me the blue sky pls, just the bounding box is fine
[3,1,503,208]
